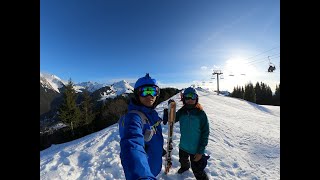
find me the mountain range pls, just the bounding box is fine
[40,72,135,128]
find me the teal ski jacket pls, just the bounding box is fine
[175,104,210,154]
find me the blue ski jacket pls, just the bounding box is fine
[119,100,164,180]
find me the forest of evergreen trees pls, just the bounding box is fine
[229,82,280,106]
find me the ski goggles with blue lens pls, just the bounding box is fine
[184,93,198,100]
[138,86,160,97]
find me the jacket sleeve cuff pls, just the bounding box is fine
[197,147,205,154]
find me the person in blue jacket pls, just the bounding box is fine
[119,73,164,180]
[174,87,210,180]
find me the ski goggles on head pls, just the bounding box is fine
[184,93,198,100]
[138,85,160,97]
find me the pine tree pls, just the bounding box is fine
[80,88,96,127]
[236,86,241,98]
[259,82,271,105]
[260,83,267,104]
[241,87,245,99]
[58,78,81,133]
[255,82,262,104]
[244,82,256,103]
[273,84,280,105]
[265,86,273,105]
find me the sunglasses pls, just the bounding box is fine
[184,93,198,100]
[139,86,160,97]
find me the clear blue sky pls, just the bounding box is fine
[40,0,280,92]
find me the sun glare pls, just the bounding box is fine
[215,57,260,91]
[224,58,252,75]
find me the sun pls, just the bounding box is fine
[216,56,261,91]
[224,57,252,76]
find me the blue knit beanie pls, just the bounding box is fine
[133,73,160,108]
[134,73,158,89]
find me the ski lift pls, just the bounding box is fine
[228,71,234,76]
[267,56,276,72]
[220,77,224,79]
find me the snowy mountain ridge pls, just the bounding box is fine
[40,72,65,93]
[96,80,134,101]
[40,72,134,96]
[75,81,107,92]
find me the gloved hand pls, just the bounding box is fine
[168,99,175,105]
[162,108,168,125]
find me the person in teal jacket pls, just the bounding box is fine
[174,87,210,180]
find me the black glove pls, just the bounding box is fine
[162,147,167,157]
[163,108,168,125]
[168,99,175,105]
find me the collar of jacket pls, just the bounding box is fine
[128,99,155,114]
[181,103,203,111]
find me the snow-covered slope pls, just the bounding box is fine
[40,89,280,180]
